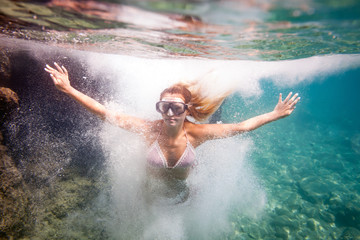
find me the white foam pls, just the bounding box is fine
[85,53,360,111]
[99,121,264,239]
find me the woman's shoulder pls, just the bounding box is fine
[143,120,162,140]
[184,121,208,147]
[184,120,206,130]
[184,121,209,137]
[143,120,161,133]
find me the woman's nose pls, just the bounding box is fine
[166,108,174,116]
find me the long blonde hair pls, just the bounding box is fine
[160,81,231,122]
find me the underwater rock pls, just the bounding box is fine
[274,207,291,216]
[296,176,339,204]
[0,48,11,86]
[0,53,29,238]
[328,192,343,207]
[0,48,17,123]
[351,134,360,156]
[0,46,106,238]
[0,132,31,238]
[319,210,335,223]
[306,218,317,231]
[0,87,19,122]
[296,228,319,239]
[274,226,288,239]
[339,227,360,240]
[30,168,102,239]
[271,215,299,231]
[321,158,345,171]
[333,202,360,229]
[300,205,319,219]
[284,193,301,211]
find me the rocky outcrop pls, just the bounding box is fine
[0,87,19,122]
[0,48,15,121]
[0,48,10,84]
[0,43,106,239]
[0,132,31,239]
[0,50,30,238]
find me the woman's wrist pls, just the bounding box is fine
[268,110,281,121]
[62,85,75,95]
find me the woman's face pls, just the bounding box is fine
[158,93,188,127]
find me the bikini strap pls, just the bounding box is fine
[183,125,189,142]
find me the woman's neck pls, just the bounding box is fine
[163,121,184,139]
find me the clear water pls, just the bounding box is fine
[1,0,360,239]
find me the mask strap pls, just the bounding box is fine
[161,97,185,103]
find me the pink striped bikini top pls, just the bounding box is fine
[146,126,196,169]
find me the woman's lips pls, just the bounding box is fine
[165,118,177,122]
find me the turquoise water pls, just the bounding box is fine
[221,67,360,239]
[1,0,360,239]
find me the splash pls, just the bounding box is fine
[85,52,360,105]
[98,122,264,239]
[80,52,360,238]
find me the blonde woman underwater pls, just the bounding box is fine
[45,62,300,205]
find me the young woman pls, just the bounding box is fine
[45,62,300,204]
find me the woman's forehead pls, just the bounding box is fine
[161,93,185,102]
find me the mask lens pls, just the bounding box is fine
[156,102,170,114]
[171,102,186,115]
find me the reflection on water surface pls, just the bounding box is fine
[1,0,359,59]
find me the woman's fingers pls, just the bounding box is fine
[289,93,299,103]
[49,73,59,85]
[283,92,293,103]
[45,64,58,75]
[45,64,54,70]
[54,62,64,74]
[61,65,68,74]
[45,64,55,73]
[282,92,299,106]
[45,63,68,80]
[278,93,283,103]
[290,96,301,108]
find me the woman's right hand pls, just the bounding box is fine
[44,62,72,93]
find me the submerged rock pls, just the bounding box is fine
[0,50,28,238]
[339,227,360,240]
[0,48,11,85]
[0,43,108,239]
[0,132,31,238]
[271,214,299,231]
[334,203,360,229]
[306,218,317,231]
[0,48,17,123]
[0,87,19,121]
[296,176,340,204]
[351,134,360,155]
[319,210,335,223]
[274,226,289,239]
[30,168,103,239]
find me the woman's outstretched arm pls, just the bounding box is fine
[190,92,300,145]
[45,63,150,134]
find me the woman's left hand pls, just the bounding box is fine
[273,92,300,119]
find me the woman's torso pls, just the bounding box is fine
[145,120,196,180]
